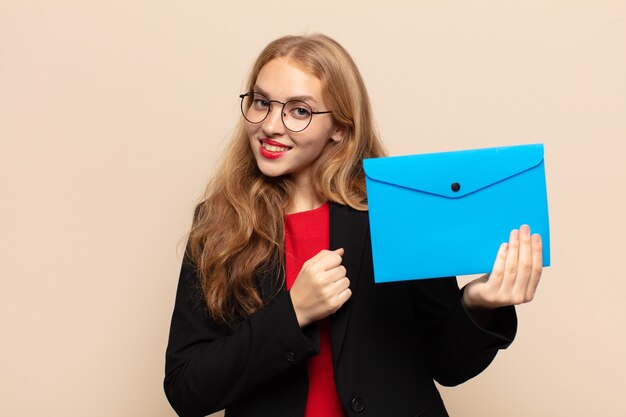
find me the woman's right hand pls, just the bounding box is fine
[289,248,352,327]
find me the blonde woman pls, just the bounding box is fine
[164,34,543,417]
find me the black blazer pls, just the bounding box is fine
[164,203,517,417]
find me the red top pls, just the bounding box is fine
[284,203,346,417]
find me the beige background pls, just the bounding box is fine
[2,1,625,416]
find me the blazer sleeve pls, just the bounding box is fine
[163,250,319,417]
[409,277,517,387]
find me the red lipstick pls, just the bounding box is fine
[261,139,289,147]
[259,138,291,159]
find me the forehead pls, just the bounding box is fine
[254,58,324,102]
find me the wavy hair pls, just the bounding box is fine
[188,34,386,325]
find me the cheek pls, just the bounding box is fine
[245,123,257,140]
[303,128,333,150]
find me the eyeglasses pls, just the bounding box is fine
[239,92,332,132]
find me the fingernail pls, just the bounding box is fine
[511,229,519,240]
[521,225,530,236]
[532,234,541,244]
[501,242,508,254]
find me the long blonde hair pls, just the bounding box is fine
[188,34,386,325]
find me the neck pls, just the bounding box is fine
[286,175,326,214]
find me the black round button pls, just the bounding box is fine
[451,182,461,192]
[351,397,365,413]
[286,351,295,362]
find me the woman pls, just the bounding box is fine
[164,33,543,417]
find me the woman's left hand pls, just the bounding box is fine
[463,224,543,311]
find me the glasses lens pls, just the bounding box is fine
[282,100,312,132]
[241,93,269,123]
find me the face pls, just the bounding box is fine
[245,57,343,185]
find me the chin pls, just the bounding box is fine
[255,160,287,179]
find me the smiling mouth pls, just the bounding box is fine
[260,140,292,153]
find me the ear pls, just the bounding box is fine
[329,125,346,143]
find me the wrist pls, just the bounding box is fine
[289,292,310,328]
[462,288,495,328]
[462,287,483,311]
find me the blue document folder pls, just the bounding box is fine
[363,144,551,283]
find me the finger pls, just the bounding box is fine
[322,277,352,313]
[525,233,543,301]
[326,264,347,282]
[329,276,351,294]
[334,287,352,309]
[302,249,333,267]
[499,229,520,296]
[311,248,343,261]
[316,251,344,271]
[511,225,533,303]
[487,242,509,290]
[305,248,344,271]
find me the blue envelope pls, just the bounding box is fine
[363,144,551,283]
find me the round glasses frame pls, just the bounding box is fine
[239,92,332,132]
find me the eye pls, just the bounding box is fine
[286,101,312,119]
[253,97,270,109]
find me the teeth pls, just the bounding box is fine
[262,142,290,152]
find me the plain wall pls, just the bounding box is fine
[2,1,625,416]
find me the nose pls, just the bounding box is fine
[261,103,285,135]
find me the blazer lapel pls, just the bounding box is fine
[329,203,369,367]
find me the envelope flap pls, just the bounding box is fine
[363,144,544,198]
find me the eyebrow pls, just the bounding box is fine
[253,85,319,105]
